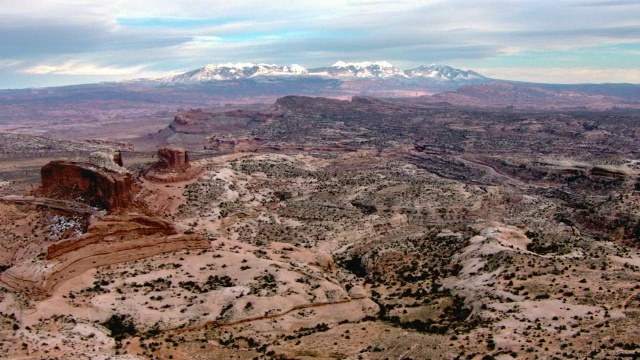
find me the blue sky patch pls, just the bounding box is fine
[116,17,241,28]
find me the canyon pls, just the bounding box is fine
[0,91,639,359]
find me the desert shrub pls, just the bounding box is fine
[103,314,137,340]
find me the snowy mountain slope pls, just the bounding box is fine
[162,61,487,84]
[164,63,309,83]
[405,64,486,81]
[309,61,408,78]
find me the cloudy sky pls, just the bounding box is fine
[1,0,639,88]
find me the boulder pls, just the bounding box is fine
[41,161,133,211]
[314,251,336,272]
[348,285,368,299]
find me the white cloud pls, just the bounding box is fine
[1,0,639,87]
[0,59,21,68]
[22,61,173,78]
[190,36,224,43]
[24,62,143,75]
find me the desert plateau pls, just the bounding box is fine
[0,85,640,359]
[2,1,640,359]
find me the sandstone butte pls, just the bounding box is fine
[40,160,133,211]
[157,146,190,170]
[145,146,204,183]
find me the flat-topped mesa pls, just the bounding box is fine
[40,160,133,212]
[169,108,283,134]
[157,146,190,170]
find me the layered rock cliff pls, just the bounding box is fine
[41,161,133,211]
[0,214,210,297]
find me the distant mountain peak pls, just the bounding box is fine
[162,61,487,84]
[164,63,310,83]
[315,61,406,78]
[406,64,486,81]
[331,60,396,68]
[203,62,262,69]
[282,64,308,74]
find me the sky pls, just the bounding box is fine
[1,0,639,89]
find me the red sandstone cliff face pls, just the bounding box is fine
[41,161,133,211]
[45,214,178,260]
[157,146,189,169]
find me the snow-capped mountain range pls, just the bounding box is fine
[163,61,486,84]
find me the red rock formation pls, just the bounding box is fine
[145,147,203,183]
[590,166,627,180]
[0,213,210,297]
[154,108,285,149]
[158,147,190,169]
[40,161,133,211]
[46,214,178,260]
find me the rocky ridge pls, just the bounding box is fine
[1,214,209,297]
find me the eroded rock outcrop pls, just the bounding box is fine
[40,160,133,211]
[171,109,281,133]
[45,214,178,259]
[145,147,204,183]
[158,146,189,169]
[0,214,210,297]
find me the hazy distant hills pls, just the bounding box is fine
[420,81,640,110]
[1,61,639,138]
